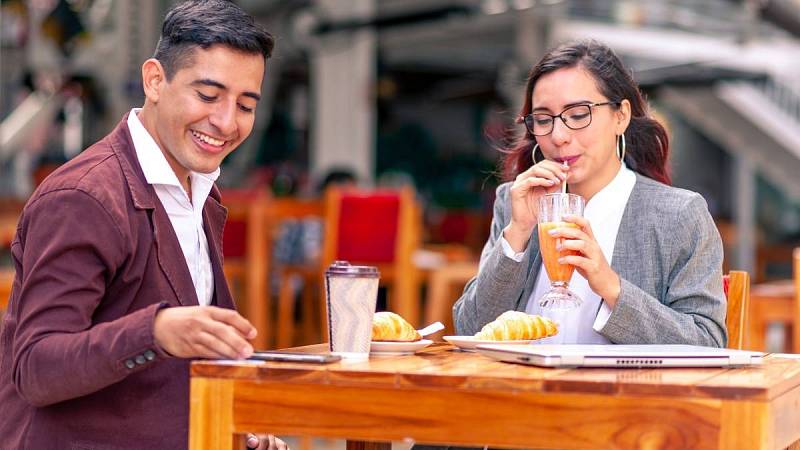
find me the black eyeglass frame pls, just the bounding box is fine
[523,101,622,136]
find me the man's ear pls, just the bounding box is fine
[616,98,632,135]
[142,58,166,103]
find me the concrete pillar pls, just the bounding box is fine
[733,155,756,275]
[310,0,376,184]
[499,6,555,118]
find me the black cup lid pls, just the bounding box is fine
[325,261,380,278]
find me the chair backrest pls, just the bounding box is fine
[244,196,324,349]
[320,186,422,325]
[320,186,419,270]
[723,270,750,350]
[220,189,269,259]
[246,195,324,303]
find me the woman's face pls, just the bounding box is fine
[531,66,629,196]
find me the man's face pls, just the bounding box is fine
[148,45,265,179]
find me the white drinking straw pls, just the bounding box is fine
[561,161,568,194]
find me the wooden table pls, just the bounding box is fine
[423,260,478,338]
[749,281,796,353]
[190,344,800,450]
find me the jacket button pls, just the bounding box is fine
[124,359,136,369]
[144,350,156,361]
[135,355,146,365]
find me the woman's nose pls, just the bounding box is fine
[550,117,571,145]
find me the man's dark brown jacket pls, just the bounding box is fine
[0,115,235,449]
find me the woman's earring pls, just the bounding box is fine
[532,143,540,164]
[617,134,626,162]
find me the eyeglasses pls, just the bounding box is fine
[523,101,621,136]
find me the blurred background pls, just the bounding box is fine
[2,0,800,352]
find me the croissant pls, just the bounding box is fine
[474,311,558,341]
[371,311,422,342]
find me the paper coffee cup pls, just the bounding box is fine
[324,261,380,359]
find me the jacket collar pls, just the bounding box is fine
[107,114,156,210]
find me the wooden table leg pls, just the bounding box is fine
[346,441,391,450]
[190,377,234,450]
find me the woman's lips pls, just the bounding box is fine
[555,155,580,165]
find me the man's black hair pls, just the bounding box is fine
[153,0,274,80]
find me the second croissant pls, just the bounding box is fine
[474,311,558,341]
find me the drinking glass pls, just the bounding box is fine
[537,193,585,309]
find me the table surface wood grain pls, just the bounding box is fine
[189,343,800,450]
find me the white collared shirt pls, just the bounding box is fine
[127,109,218,306]
[500,163,636,344]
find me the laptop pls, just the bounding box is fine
[476,344,765,368]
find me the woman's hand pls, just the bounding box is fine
[549,215,621,306]
[504,160,568,252]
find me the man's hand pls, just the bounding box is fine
[153,306,257,359]
[247,433,289,450]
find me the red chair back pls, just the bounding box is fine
[220,189,265,258]
[335,192,400,263]
[320,186,422,326]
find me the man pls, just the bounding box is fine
[0,1,285,449]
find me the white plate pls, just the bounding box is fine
[443,336,534,351]
[370,339,434,355]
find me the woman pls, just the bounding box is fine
[453,40,726,346]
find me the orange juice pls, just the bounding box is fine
[538,221,579,283]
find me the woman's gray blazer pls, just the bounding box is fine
[453,174,727,347]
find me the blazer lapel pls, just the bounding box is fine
[203,193,235,310]
[151,203,200,307]
[610,175,640,280]
[109,114,198,307]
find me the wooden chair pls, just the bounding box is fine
[748,248,799,353]
[219,189,270,348]
[423,260,478,340]
[313,186,422,342]
[723,270,750,350]
[246,197,323,349]
[262,187,423,348]
[755,244,796,283]
[0,269,13,317]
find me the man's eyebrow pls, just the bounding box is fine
[190,78,261,101]
[191,78,226,90]
[532,100,593,112]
